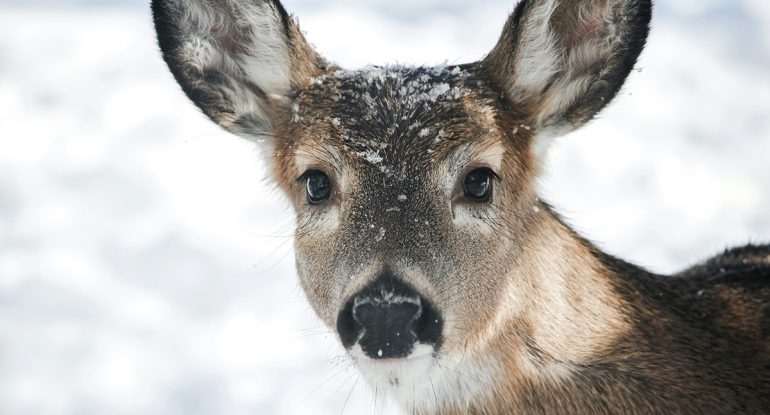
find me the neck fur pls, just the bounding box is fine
[405,206,632,414]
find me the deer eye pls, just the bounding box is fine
[463,168,495,202]
[303,170,332,205]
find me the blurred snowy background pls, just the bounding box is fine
[0,0,768,414]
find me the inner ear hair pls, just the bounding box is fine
[151,0,327,140]
[482,0,651,137]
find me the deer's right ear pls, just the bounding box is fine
[482,0,651,141]
[152,0,326,140]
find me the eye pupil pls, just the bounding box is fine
[463,168,493,202]
[305,170,331,204]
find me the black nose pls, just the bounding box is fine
[336,273,443,359]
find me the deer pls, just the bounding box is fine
[151,0,770,413]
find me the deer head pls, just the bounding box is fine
[153,0,651,410]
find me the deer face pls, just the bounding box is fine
[273,66,538,382]
[153,0,650,401]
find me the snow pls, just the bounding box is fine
[376,227,387,242]
[1,1,769,415]
[415,82,453,102]
[356,150,384,165]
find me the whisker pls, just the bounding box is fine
[339,375,360,415]
[305,365,349,398]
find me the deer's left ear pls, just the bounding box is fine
[483,0,651,139]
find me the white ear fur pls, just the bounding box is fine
[484,0,651,159]
[178,0,291,95]
[508,0,561,104]
[153,0,324,139]
[513,1,622,124]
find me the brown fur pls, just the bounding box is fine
[153,0,770,413]
[272,68,770,412]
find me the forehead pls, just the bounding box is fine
[288,65,503,174]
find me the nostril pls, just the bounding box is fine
[336,299,361,350]
[414,296,442,347]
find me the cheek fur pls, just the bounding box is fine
[297,206,341,233]
[451,205,497,233]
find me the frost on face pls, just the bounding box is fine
[305,64,471,136]
[326,65,471,119]
[375,227,386,242]
[355,149,394,176]
[291,101,301,122]
[356,150,383,165]
[296,65,478,182]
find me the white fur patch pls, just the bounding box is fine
[171,0,292,136]
[350,344,499,414]
[506,0,627,156]
[512,0,623,113]
[511,0,561,101]
[178,0,290,91]
[451,207,493,231]
[298,206,340,232]
[351,343,434,388]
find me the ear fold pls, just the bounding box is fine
[483,0,651,138]
[152,0,327,140]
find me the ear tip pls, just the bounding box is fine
[633,0,655,32]
[149,0,172,24]
[627,0,655,62]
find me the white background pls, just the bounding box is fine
[1,0,769,413]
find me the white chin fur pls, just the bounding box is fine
[350,343,435,388]
[348,343,497,414]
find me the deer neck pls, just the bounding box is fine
[416,207,638,415]
[479,204,631,382]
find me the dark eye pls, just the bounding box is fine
[304,170,332,205]
[463,168,495,202]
